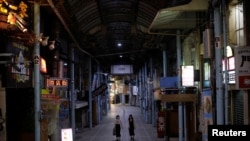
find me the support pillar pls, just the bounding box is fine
[214,4,224,124]
[33,3,41,141]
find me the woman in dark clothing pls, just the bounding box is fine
[128,114,135,140]
[114,115,123,141]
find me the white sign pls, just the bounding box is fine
[234,47,250,89]
[111,65,133,74]
[61,128,73,141]
[132,86,138,95]
[181,65,194,86]
[235,47,250,74]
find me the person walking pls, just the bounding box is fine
[128,114,135,140]
[114,115,123,141]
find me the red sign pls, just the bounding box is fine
[238,75,250,88]
[46,78,68,88]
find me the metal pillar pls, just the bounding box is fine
[105,74,109,112]
[88,58,93,128]
[70,47,76,138]
[177,30,183,141]
[214,4,224,124]
[107,75,111,110]
[163,49,167,77]
[96,66,101,123]
[153,67,157,127]
[144,62,148,123]
[139,69,143,113]
[122,77,125,104]
[136,75,139,107]
[222,0,229,125]
[162,49,167,110]
[129,79,132,106]
[149,57,153,124]
[34,2,41,141]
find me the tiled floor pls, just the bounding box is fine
[75,104,166,141]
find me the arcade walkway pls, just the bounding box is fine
[75,104,170,141]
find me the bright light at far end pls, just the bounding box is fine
[117,43,122,47]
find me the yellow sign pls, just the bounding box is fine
[46,78,68,88]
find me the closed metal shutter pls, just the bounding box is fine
[232,91,244,125]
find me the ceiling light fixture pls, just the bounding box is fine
[38,33,49,46]
[48,41,55,50]
[117,43,122,47]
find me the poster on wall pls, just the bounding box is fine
[202,89,213,141]
[2,40,32,88]
[234,47,250,89]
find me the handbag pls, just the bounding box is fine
[113,127,116,135]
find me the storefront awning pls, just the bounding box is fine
[148,0,208,34]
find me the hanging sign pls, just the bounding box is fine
[92,83,108,96]
[46,78,68,88]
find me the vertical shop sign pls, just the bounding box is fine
[234,47,250,89]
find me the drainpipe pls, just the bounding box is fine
[34,2,41,141]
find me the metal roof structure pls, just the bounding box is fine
[3,0,209,74]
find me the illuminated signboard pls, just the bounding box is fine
[46,78,68,88]
[61,128,73,141]
[40,57,47,73]
[110,65,133,74]
[222,57,235,71]
[181,65,194,86]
